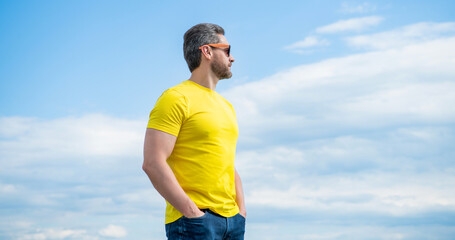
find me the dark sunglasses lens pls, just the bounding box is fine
[228,46,231,56]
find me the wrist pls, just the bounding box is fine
[239,208,247,218]
[182,200,201,217]
[238,204,246,212]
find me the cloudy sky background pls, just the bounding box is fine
[1,1,455,239]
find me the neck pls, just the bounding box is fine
[188,67,219,90]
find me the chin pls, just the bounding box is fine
[219,73,232,80]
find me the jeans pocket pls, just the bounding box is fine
[182,210,208,220]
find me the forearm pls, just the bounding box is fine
[143,159,199,217]
[143,128,202,217]
[235,169,246,215]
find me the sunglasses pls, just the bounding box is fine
[199,44,230,56]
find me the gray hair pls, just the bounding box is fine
[183,23,225,72]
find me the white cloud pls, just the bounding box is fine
[284,36,330,54]
[0,114,144,166]
[0,117,34,138]
[339,2,377,14]
[0,114,153,239]
[246,224,452,240]
[99,225,127,238]
[246,171,455,215]
[0,182,16,193]
[346,22,455,50]
[20,228,91,240]
[236,127,455,215]
[2,20,455,240]
[224,22,455,227]
[316,16,383,34]
[224,35,455,145]
[339,82,455,121]
[13,221,34,229]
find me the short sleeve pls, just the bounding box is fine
[147,89,188,136]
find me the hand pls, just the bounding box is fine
[184,209,205,219]
[239,208,247,218]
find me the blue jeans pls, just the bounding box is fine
[165,209,246,240]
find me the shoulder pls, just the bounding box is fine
[149,86,190,122]
[158,84,189,104]
[152,86,189,115]
[162,81,195,99]
[161,88,185,99]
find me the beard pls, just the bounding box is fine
[210,58,232,80]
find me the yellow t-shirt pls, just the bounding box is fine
[147,80,239,224]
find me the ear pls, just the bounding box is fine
[200,45,213,60]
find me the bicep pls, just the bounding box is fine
[143,128,177,164]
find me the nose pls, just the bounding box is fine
[229,54,235,63]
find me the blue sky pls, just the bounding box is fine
[1,0,455,239]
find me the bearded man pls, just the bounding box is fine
[143,23,246,240]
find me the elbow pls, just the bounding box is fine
[142,163,148,173]
[142,161,153,174]
[142,153,167,180]
[142,160,164,188]
[142,157,160,177]
[142,152,155,174]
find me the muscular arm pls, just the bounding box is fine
[235,169,247,218]
[142,128,204,218]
